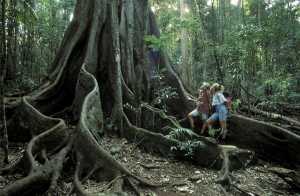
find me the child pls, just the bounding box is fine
[201,83,229,139]
[188,82,211,129]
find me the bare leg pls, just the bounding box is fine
[201,119,214,135]
[219,121,228,139]
[200,122,206,134]
[188,113,194,129]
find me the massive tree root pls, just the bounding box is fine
[1,62,254,195]
[228,114,300,168]
[1,0,299,195]
[256,102,300,117]
[268,167,300,190]
[1,64,157,196]
[241,106,300,134]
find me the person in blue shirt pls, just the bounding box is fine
[201,83,229,139]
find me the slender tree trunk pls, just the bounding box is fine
[179,0,190,86]
[210,0,224,83]
[1,0,6,76]
[0,0,9,164]
[110,0,124,133]
[5,0,17,80]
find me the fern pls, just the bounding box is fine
[171,140,206,158]
[208,128,221,137]
[166,127,198,141]
[167,128,208,158]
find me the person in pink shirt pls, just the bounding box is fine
[188,82,211,129]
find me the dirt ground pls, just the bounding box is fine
[0,137,299,196]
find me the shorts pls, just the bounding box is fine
[208,104,228,121]
[190,109,208,121]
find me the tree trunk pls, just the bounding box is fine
[0,0,9,164]
[5,0,17,80]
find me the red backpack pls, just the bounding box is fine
[223,92,232,111]
[225,96,232,111]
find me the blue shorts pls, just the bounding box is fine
[209,104,228,121]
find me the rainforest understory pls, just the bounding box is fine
[0,0,300,196]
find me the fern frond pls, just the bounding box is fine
[167,127,198,141]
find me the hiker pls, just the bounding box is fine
[201,83,229,139]
[188,82,211,129]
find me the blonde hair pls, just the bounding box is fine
[220,85,225,92]
[200,82,210,90]
[210,83,224,92]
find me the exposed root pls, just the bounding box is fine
[67,164,99,196]
[100,175,125,192]
[41,149,49,163]
[243,106,300,128]
[1,64,255,196]
[111,176,124,193]
[231,184,259,196]
[48,135,74,192]
[218,184,229,196]
[0,167,51,196]
[0,134,73,196]
[125,178,142,196]
[268,167,300,190]
[0,1,267,195]
[73,157,89,196]
[229,114,300,167]
[1,94,9,164]
[26,126,66,172]
[141,103,181,129]
[0,150,24,175]
[123,112,254,171]
[216,149,232,191]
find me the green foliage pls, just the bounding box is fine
[262,76,292,102]
[151,0,300,103]
[287,93,300,103]
[167,127,197,141]
[231,99,241,112]
[170,140,205,158]
[15,0,38,25]
[208,128,220,138]
[3,0,76,92]
[152,75,178,112]
[4,76,38,93]
[167,127,206,158]
[144,35,164,49]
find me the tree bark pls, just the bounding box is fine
[1,1,199,195]
[228,114,300,168]
[0,0,9,164]
[5,0,17,80]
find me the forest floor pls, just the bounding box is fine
[0,136,298,196]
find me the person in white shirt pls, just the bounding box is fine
[201,83,229,139]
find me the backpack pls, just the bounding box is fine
[223,92,232,111]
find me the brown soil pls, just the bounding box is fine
[0,137,298,196]
[84,136,298,196]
